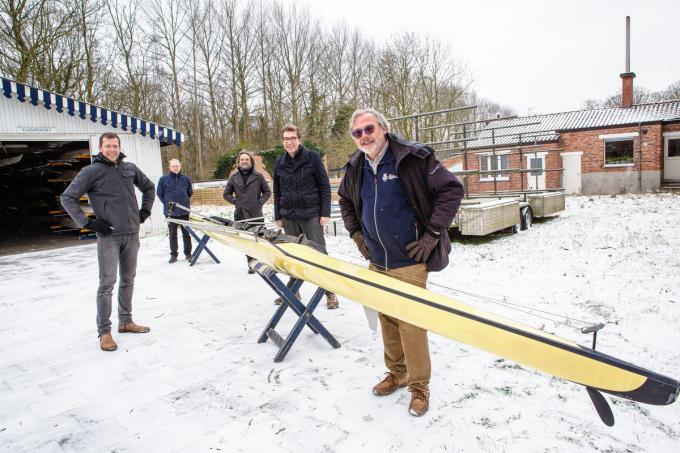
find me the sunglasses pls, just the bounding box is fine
[351,124,377,139]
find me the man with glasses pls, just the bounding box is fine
[338,109,464,416]
[273,124,338,309]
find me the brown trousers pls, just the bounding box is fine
[370,263,430,390]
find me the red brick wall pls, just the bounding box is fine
[665,123,680,133]
[560,124,663,173]
[445,143,562,193]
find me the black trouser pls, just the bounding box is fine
[168,215,192,256]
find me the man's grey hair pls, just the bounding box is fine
[348,109,390,135]
[169,158,181,164]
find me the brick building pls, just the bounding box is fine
[443,84,680,195]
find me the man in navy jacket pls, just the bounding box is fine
[338,109,464,417]
[157,159,193,263]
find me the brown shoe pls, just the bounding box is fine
[274,291,301,305]
[118,321,150,333]
[326,293,339,309]
[372,372,408,396]
[408,387,430,416]
[99,333,117,351]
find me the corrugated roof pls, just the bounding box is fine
[1,77,183,146]
[462,100,680,150]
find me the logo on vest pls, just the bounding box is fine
[382,173,398,182]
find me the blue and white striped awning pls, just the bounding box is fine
[1,77,183,146]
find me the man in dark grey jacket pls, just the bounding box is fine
[61,132,155,352]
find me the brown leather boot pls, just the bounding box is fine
[326,292,339,309]
[118,321,150,333]
[372,372,408,396]
[99,333,117,351]
[408,387,430,416]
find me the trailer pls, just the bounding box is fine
[450,191,565,236]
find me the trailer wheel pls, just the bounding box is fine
[520,207,533,230]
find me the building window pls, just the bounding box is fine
[604,138,634,166]
[479,154,509,181]
[669,138,680,158]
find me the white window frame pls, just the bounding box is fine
[600,132,638,168]
[479,151,510,182]
[663,131,680,160]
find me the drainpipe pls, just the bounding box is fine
[638,122,642,193]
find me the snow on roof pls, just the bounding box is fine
[464,99,680,150]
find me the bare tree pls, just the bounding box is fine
[147,0,188,130]
[105,0,149,116]
[191,0,226,143]
[661,80,680,100]
[222,0,257,143]
[0,0,78,83]
[271,2,316,125]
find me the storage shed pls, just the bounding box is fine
[0,77,184,253]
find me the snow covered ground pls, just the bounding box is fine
[1,194,679,452]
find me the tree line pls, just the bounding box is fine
[582,80,680,110]
[1,0,512,179]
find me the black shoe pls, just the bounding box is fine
[185,254,192,261]
[248,269,255,274]
[169,256,178,264]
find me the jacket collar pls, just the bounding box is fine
[94,152,126,166]
[347,133,430,169]
[284,145,307,162]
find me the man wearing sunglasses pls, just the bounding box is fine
[273,123,338,309]
[338,109,464,416]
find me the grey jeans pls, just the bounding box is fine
[96,233,140,335]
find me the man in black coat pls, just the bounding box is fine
[273,124,338,309]
[223,151,272,273]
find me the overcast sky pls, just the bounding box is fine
[304,0,680,116]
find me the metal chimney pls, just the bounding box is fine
[620,16,635,108]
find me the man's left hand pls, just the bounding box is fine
[405,230,440,263]
[139,208,151,224]
[320,216,330,226]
